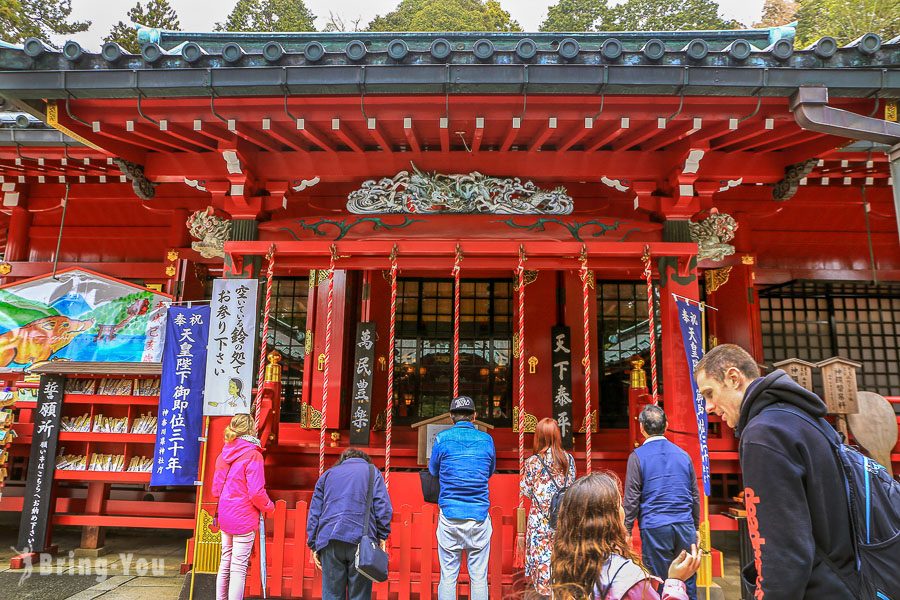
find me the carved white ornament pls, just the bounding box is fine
[346,163,572,215]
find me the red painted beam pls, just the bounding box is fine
[265,122,307,152]
[471,117,485,152]
[611,121,663,151]
[332,119,365,153]
[439,118,450,153]
[584,122,627,152]
[366,119,393,153]
[404,118,421,153]
[297,120,336,153]
[556,119,592,152]
[1,262,167,280]
[718,123,798,152]
[499,118,520,152]
[642,119,702,152]
[528,118,557,153]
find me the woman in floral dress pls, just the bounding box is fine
[520,417,576,597]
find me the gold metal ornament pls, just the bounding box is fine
[0,263,11,275]
[165,265,177,277]
[527,356,538,374]
[704,266,732,293]
[317,353,326,371]
[166,250,179,262]
[512,407,537,433]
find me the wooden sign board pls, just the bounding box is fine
[772,358,816,393]
[818,357,861,415]
[349,322,377,446]
[550,326,574,449]
[411,412,494,465]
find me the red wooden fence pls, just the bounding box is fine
[244,500,520,599]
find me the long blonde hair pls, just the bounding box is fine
[224,413,256,443]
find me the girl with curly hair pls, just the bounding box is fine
[550,471,700,599]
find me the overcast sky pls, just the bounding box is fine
[59,0,767,48]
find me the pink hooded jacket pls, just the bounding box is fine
[212,437,275,535]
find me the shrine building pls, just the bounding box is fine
[0,24,899,597]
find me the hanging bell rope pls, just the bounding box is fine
[579,246,593,474]
[384,245,399,489]
[642,246,660,404]
[319,245,339,477]
[452,245,463,397]
[254,245,276,430]
[513,245,528,569]
[516,245,527,504]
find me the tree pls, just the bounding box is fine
[794,0,899,46]
[367,0,521,32]
[216,0,316,32]
[105,0,180,53]
[601,0,738,31]
[0,0,90,43]
[540,0,608,32]
[754,0,797,27]
[323,12,363,32]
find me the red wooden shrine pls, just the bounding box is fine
[1,25,899,597]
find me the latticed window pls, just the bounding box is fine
[597,281,662,429]
[262,277,310,422]
[394,278,512,425]
[759,281,900,396]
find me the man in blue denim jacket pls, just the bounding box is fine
[429,395,496,600]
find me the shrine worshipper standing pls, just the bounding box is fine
[550,472,700,600]
[520,417,576,597]
[212,413,275,600]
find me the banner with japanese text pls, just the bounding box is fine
[674,297,711,496]
[349,322,377,446]
[204,279,258,416]
[550,326,574,449]
[151,306,209,486]
[18,374,64,551]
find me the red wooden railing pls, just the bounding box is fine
[244,500,518,599]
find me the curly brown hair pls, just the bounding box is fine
[550,471,640,599]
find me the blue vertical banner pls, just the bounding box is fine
[151,306,210,487]
[674,297,711,497]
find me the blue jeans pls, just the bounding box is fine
[319,540,372,600]
[436,511,492,600]
[641,522,698,600]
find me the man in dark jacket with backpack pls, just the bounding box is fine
[695,344,857,600]
[624,404,700,600]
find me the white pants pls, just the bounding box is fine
[216,530,255,600]
[436,512,492,600]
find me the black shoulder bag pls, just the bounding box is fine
[355,464,389,583]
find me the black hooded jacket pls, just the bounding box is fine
[737,370,858,600]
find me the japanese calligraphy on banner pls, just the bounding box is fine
[18,374,64,551]
[204,279,259,416]
[152,306,209,486]
[349,322,377,446]
[550,326,574,449]
[674,297,711,497]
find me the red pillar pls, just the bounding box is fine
[5,206,31,261]
[707,259,763,362]
[657,256,701,460]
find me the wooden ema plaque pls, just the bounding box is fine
[817,357,862,415]
[772,358,816,393]
[411,412,494,465]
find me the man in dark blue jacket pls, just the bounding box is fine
[624,404,700,600]
[695,344,857,600]
[307,448,392,600]
[429,395,496,600]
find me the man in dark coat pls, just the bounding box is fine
[307,448,392,600]
[695,344,857,600]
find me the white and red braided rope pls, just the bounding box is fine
[580,260,593,474]
[385,254,398,489]
[318,253,336,477]
[254,246,275,430]
[452,251,461,397]
[516,252,526,508]
[642,248,659,403]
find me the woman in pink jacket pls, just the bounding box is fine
[212,413,275,600]
[550,471,700,600]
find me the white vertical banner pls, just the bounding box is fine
[204,279,259,416]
